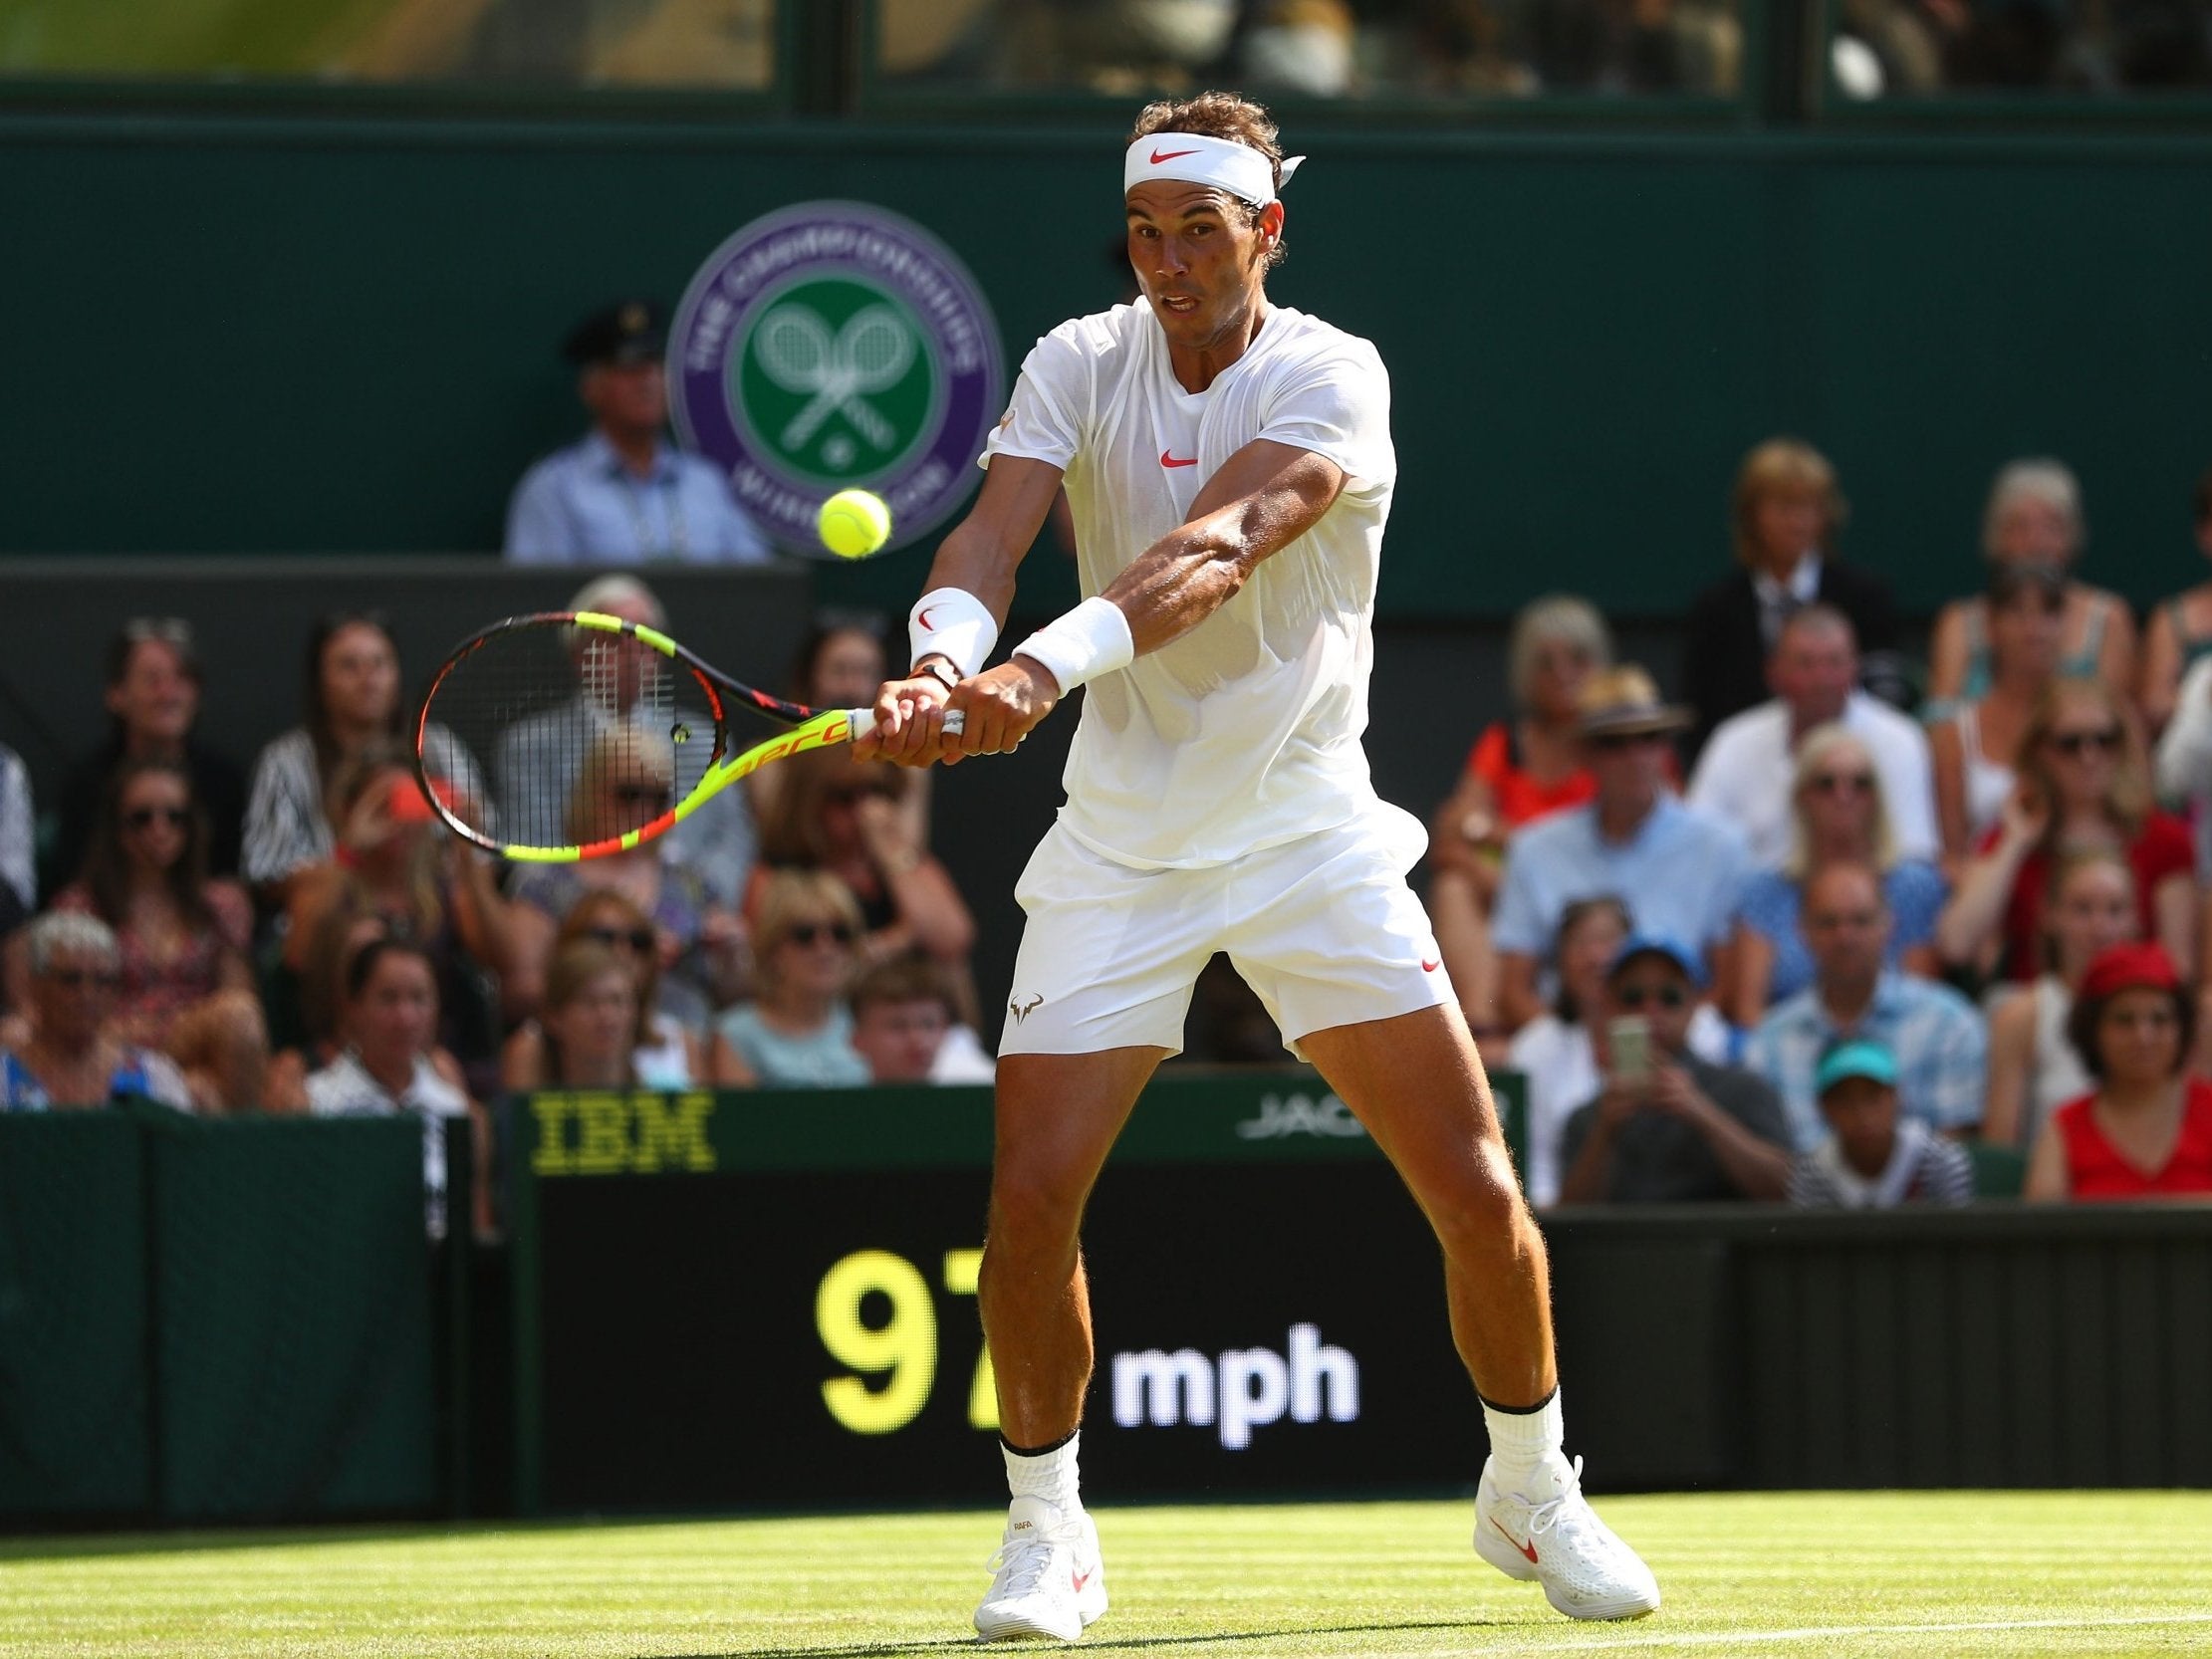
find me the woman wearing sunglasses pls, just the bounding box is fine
[716,870,871,1087]
[503,888,750,1089]
[1937,676,2194,985]
[41,759,268,1111]
[1728,725,1946,1027]
[505,730,750,1029]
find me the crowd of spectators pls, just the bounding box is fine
[0,573,994,1234]
[5,414,2211,1223]
[1439,441,2212,1211]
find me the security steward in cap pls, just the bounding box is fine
[504,300,772,566]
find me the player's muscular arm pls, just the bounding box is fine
[860,455,1065,764]
[1092,439,1347,655]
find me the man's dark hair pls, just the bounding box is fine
[1128,92,1289,270]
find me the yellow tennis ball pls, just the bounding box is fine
[818,489,892,560]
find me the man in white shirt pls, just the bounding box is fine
[1688,604,1937,871]
[860,92,1655,1644]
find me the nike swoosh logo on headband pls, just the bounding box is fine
[1149,147,1199,164]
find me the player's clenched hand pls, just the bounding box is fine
[941,659,1059,765]
[856,674,956,767]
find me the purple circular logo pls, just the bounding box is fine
[668,201,1004,554]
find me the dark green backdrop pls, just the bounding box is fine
[3,115,2209,618]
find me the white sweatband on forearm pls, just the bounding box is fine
[1014,596,1134,696]
[908,588,998,680]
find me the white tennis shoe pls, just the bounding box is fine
[1474,1454,1660,1621]
[973,1495,1108,1642]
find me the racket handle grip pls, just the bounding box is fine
[846,707,966,738]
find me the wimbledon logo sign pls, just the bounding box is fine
[669,201,1004,553]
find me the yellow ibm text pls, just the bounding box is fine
[816,1248,998,1435]
[529,1091,718,1176]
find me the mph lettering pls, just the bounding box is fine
[1112,1324,1358,1450]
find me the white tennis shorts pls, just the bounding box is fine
[997,804,1452,1061]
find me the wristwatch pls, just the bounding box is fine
[913,658,960,694]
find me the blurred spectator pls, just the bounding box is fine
[1689,604,1937,872]
[506,942,639,1090]
[286,747,518,1084]
[507,728,748,1026]
[718,870,871,1087]
[494,576,758,908]
[1743,863,1986,1152]
[503,888,749,1089]
[749,611,929,854]
[1525,0,1742,92]
[1983,849,2138,1150]
[47,761,267,1112]
[1505,895,1733,1208]
[504,299,771,567]
[0,741,29,932]
[51,618,247,888]
[1786,1040,1974,1208]
[1492,666,1752,1032]
[2026,943,2212,1200]
[2134,463,2212,732]
[1938,676,2194,984]
[305,938,485,1238]
[1240,0,1356,96]
[850,952,997,1084]
[1428,594,1609,1027]
[1730,725,1945,1024]
[1556,933,1792,1203]
[266,889,395,1105]
[243,612,484,904]
[1929,560,2069,861]
[751,746,975,987]
[1681,438,1901,757]
[0,913,191,1111]
[1926,458,2135,715]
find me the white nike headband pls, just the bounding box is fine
[1123,131,1304,207]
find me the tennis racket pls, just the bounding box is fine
[412,610,958,863]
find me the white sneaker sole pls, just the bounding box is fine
[973,1579,1107,1643]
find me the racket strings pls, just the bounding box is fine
[424,623,722,853]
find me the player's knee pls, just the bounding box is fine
[985,1161,1087,1258]
[1433,1143,1534,1259]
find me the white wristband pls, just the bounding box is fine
[1014,597,1134,697]
[908,588,998,681]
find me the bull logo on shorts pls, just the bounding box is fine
[1009,993,1045,1025]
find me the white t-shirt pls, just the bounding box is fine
[985,300,1397,869]
[307,1050,471,1238]
[1686,691,1939,872]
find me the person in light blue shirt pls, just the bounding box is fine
[1494,665,1754,1031]
[505,299,773,567]
[1743,862,1987,1151]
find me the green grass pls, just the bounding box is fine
[4,1492,2211,1658]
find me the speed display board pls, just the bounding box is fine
[508,1074,1524,1512]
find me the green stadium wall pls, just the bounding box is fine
[3,116,2209,618]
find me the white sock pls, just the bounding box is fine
[1003,1430,1083,1514]
[1482,1388,1568,1497]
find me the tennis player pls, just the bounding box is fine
[860,91,1659,1642]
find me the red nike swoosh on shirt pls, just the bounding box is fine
[1149,148,1199,164]
[1160,450,1197,468]
[1421,959,1441,973]
[916,607,938,629]
[1491,1519,1540,1563]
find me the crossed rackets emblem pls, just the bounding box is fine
[753,302,915,456]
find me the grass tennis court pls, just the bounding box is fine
[5,1490,2210,1658]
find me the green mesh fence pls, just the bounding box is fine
[0,1113,151,1519]
[145,1113,438,1520]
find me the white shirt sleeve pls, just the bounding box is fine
[1256,341,1394,492]
[981,325,1089,472]
[2156,656,2212,805]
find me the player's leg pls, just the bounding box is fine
[1301,1005,1658,1622]
[973,826,1210,1642]
[972,1048,1160,1644]
[1230,815,1658,1621]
